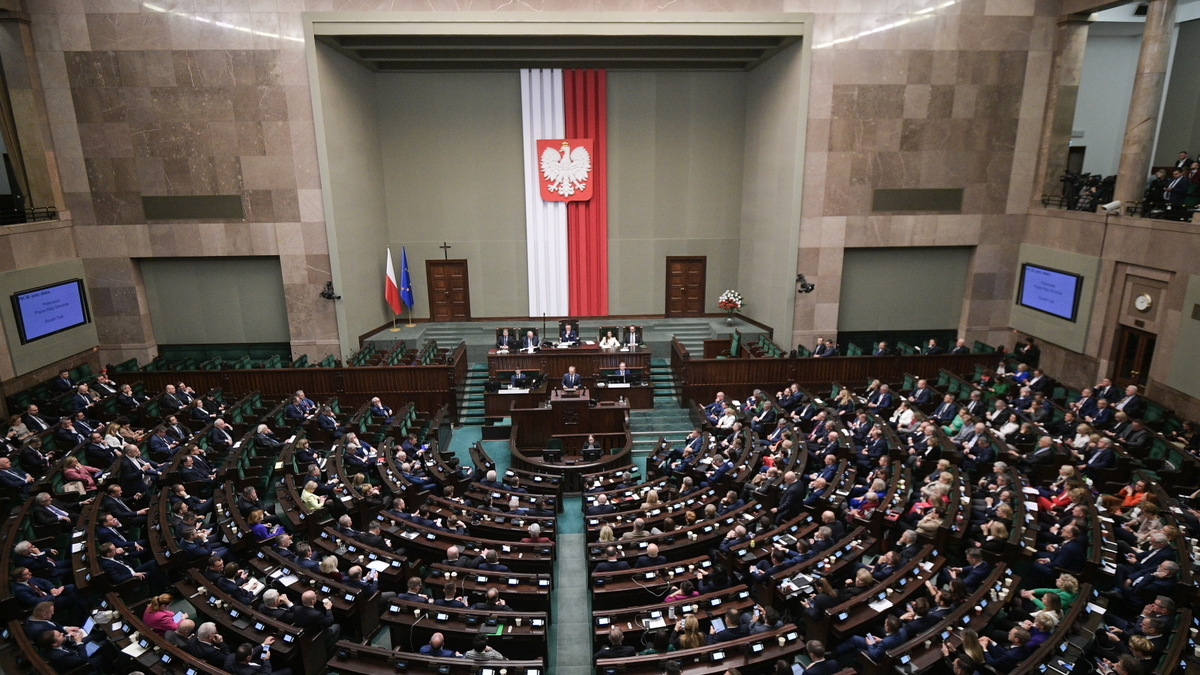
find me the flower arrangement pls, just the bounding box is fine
[718,290,744,314]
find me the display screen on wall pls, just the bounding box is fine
[10,279,91,344]
[1017,263,1082,322]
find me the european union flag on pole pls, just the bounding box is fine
[399,246,415,310]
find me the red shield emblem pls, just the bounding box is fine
[537,139,593,202]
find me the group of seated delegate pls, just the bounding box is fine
[494,323,642,352]
[582,349,1195,675]
[3,373,525,674]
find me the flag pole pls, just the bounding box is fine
[390,312,399,332]
[406,305,415,328]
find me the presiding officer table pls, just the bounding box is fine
[487,344,653,409]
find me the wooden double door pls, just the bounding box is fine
[1113,325,1155,389]
[666,256,706,316]
[426,260,471,321]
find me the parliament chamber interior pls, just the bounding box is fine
[3,1,1200,675]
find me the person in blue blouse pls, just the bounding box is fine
[247,509,282,542]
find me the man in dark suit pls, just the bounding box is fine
[594,546,630,573]
[521,330,539,350]
[40,629,102,672]
[867,385,894,414]
[10,567,85,620]
[800,641,841,675]
[750,400,778,434]
[595,627,637,658]
[873,341,891,356]
[1072,388,1099,420]
[31,492,77,529]
[1114,385,1146,419]
[1094,378,1121,403]
[18,439,51,478]
[561,365,581,390]
[949,339,970,355]
[835,614,907,660]
[50,370,74,393]
[495,328,514,350]
[1113,533,1173,587]
[223,640,291,675]
[1118,420,1152,453]
[159,384,184,411]
[707,608,750,644]
[944,548,991,592]
[1165,168,1189,217]
[586,494,618,516]
[216,564,255,605]
[14,541,71,582]
[258,590,295,623]
[315,409,343,438]
[98,542,164,591]
[22,405,54,433]
[290,590,340,649]
[625,325,640,348]
[773,472,805,524]
[1078,437,1116,480]
[102,485,148,527]
[54,419,86,450]
[254,424,283,451]
[441,546,482,569]
[0,456,34,496]
[469,588,514,612]
[981,627,1032,671]
[560,323,579,342]
[68,385,94,412]
[1016,337,1040,367]
[1030,524,1085,585]
[283,396,306,421]
[634,543,667,568]
[187,621,232,667]
[931,394,959,425]
[924,338,945,355]
[908,379,933,406]
[147,427,178,460]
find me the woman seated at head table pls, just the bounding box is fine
[599,330,620,350]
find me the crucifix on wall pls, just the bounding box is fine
[440,242,452,260]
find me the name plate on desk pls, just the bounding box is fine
[608,383,631,389]
[499,389,530,394]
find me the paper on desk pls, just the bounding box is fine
[1022,487,1039,495]
[367,560,390,573]
[869,598,894,612]
[1024,501,1039,512]
[278,574,299,586]
[121,642,149,658]
[1086,603,1107,615]
[242,579,265,595]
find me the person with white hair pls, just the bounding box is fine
[186,621,230,667]
[258,589,294,623]
[254,424,283,450]
[522,523,550,543]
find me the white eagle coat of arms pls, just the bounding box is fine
[537,139,594,203]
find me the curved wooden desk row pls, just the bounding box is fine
[586,502,765,563]
[596,623,804,675]
[592,584,757,640]
[380,597,548,657]
[328,640,544,675]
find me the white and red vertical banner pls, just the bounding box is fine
[521,68,609,317]
[520,69,568,317]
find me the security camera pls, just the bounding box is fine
[796,274,815,294]
[1101,201,1121,214]
[319,281,341,300]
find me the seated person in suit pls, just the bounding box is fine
[560,323,579,343]
[435,582,467,609]
[495,328,515,350]
[476,549,510,572]
[594,546,630,573]
[469,587,514,612]
[521,330,539,351]
[586,494,617,515]
[800,641,841,675]
[613,362,635,381]
[22,404,55,433]
[283,395,307,421]
[634,543,667,568]
[368,397,393,424]
[625,325,640,348]
[0,456,34,496]
[599,329,620,349]
[51,370,74,393]
[419,632,461,658]
[562,365,582,391]
[14,541,71,582]
[979,627,1032,671]
[595,626,637,658]
[32,492,77,529]
[39,629,103,673]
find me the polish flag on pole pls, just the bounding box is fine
[385,247,402,315]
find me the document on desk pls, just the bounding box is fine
[121,642,149,658]
[277,574,299,586]
[367,560,390,573]
[869,598,894,612]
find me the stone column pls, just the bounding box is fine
[1033,16,1092,204]
[1114,0,1178,207]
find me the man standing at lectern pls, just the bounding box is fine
[560,324,579,343]
[562,366,581,391]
